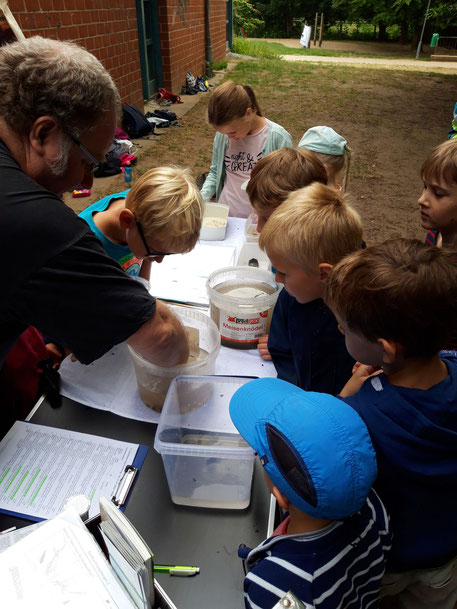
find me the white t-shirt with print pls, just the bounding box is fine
[219,120,269,218]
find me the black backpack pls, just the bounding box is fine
[122,105,153,139]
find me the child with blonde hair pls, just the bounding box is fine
[299,125,352,191]
[79,166,204,279]
[258,182,362,394]
[200,80,292,218]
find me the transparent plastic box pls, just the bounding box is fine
[154,375,256,509]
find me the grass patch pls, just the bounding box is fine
[232,37,280,59]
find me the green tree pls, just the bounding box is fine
[234,0,265,37]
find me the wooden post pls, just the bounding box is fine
[319,12,324,47]
[314,12,318,46]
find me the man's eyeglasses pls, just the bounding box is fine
[68,133,100,174]
[136,220,172,259]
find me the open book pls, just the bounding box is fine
[99,496,154,609]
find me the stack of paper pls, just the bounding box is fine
[0,508,137,608]
[99,496,154,609]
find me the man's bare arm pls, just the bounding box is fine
[126,300,189,366]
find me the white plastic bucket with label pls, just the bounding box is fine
[206,266,280,349]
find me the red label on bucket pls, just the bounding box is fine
[220,310,268,344]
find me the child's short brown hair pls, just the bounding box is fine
[258,182,363,270]
[247,148,327,211]
[420,139,457,187]
[325,238,457,358]
[125,166,203,253]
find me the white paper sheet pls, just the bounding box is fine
[0,421,140,520]
[60,340,275,424]
[0,508,135,609]
[149,243,236,306]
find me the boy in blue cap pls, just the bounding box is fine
[325,239,457,609]
[230,377,391,609]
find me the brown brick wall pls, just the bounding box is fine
[8,0,227,106]
[8,0,145,110]
[158,0,226,94]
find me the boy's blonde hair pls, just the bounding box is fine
[207,80,262,126]
[325,239,457,358]
[125,166,203,253]
[420,139,457,186]
[258,182,363,270]
[247,148,327,211]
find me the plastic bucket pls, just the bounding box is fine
[128,306,221,412]
[206,266,280,349]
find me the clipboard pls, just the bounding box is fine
[0,420,148,522]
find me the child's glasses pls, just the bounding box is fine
[136,220,172,259]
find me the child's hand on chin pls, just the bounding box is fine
[257,334,271,360]
[339,362,382,397]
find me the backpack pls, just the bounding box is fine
[156,88,183,104]
[122,105,153,139]
[93,141,124,178]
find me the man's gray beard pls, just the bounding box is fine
[46,136,72,177]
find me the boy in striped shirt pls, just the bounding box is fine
[230,378,391,609]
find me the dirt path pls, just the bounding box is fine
[281,54,457,73]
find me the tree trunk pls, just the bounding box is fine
[400,21,408,45]
[411,26,421,51]
[378,22,387,41]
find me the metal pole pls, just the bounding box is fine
[205,0,213,76]
[416,0,432,60]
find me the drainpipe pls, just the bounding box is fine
[205,0,213,77]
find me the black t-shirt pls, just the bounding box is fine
[0,140,155,365]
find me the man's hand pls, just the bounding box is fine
[339,363,382,398]
[127,300,190,367]
[257,334,271,360]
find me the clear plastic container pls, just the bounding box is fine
[244,212,259,242]
[154,375,256,509]
[128,306,220,412]
[206,266,280,349]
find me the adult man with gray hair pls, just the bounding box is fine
[0,37,189,377]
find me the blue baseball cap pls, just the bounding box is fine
[299,126,347,156]
[229,378,376,520]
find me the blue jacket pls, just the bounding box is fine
[268,291,355,395]
[341,355,457,571]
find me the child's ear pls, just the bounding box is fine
[118,208,135,229]
[318,263,333,284]
[272,485,291,511]
[378,338,403,364]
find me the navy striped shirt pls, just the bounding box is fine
[239,489,391,609]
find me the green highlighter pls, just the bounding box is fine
[154,564,200,576]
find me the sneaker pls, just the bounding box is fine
[181,84,197,96]
[186,71,197,88]
[196,76,208,92]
